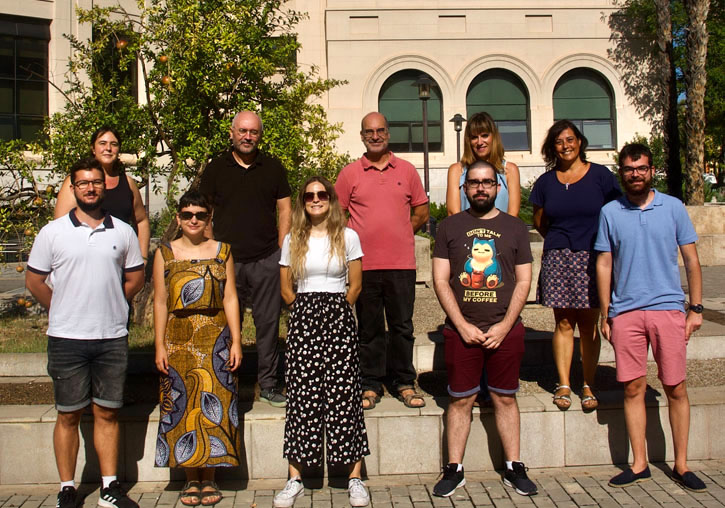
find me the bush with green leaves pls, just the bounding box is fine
[42,0,350,237]
[0,141,55,262]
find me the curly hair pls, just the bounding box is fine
[460,111,505,173]
[288,176,347,283]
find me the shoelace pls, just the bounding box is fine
[279,479,301,497]
[437,465,459,479]
[349,479,366,495]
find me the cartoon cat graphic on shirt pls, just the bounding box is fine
[460,238,502,289]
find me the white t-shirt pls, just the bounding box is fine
[27,210,144,339]
[280,228,363,293]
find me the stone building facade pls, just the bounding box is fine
[4,0,651,207]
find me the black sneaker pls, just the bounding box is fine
[503,462,538,496]
[433,463,465,497]
[260,388,287,407]
[98,480,139,508]
[56,486,78,508]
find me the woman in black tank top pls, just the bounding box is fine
[54,126,150,263]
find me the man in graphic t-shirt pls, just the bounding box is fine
[431,160,537,498]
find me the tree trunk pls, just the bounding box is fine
[655,0,683,199]
[683,0,710,205]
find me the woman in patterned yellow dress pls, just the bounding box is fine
[153,191,242,506]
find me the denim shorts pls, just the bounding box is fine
[46,336,129,412]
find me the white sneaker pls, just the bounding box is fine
[273,478,304,508]
[348,478,369,507]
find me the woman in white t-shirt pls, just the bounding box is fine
[274,176,370,508]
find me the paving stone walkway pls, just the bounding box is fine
[2,462,725,508]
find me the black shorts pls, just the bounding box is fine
[46,336,128,412]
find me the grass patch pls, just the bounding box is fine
[0,308,289,353]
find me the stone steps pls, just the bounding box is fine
[1,386,724,484]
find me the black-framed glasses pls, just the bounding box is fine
[303,191,330,203]
[465,178,497,189]
[362,128,388,139]
[73,179,104,189]
[179,211,210,221]
[621,165,652,175]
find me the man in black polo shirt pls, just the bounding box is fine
[200,110,292,406]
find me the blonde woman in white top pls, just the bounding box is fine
[274,176,370,508]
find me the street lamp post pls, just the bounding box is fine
[414,74,435,234]
[449,113,465,162]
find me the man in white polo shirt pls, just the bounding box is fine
[26,157,145,508]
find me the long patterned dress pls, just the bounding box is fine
[154,241,240,468]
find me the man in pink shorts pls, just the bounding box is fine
[432,161,536,497]
[595,143,705,491]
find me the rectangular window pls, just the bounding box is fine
[0,16,50,142]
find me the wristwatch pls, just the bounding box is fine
[688,304,704,314]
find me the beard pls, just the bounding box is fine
[76,194,104,213]
[623,177,653,197]
[467,192,496,214]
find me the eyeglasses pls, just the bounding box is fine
[465,178,497,189]
[73,179,104,189]
[234,128,260,138]
[621,165,652,175]
[179,211,210,221]
[362,128,388,139]
[303,191,330,203]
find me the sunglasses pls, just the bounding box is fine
[179,211,210,221]
[303,191,330,203]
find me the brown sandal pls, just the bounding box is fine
[200,481,222,506]
[362,391,380,410]
[397,387,426,408]
[180,481,201,507]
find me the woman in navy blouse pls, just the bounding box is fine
[530,120,621,411]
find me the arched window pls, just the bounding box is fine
[553,68,616,149]
[466,69,530,151]
[378,70,443,152]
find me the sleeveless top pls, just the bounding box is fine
[459,160,509,213]
[103,169,136,230]
[159,241,231,314]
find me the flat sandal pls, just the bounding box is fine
[581,384,599,411]
[180,481,202,507]
[553,384,572,410]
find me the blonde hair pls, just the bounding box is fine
[460,112,505,173]
[288,176,347,283]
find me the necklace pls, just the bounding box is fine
[559,162,587,190]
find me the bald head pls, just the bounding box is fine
[361,112,388,132]
[360,112,390,158]
[230,110,263,160]
[232,111,263,134]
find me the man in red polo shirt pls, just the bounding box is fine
[335,112,429,410]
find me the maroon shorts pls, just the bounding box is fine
[443,321,525,397]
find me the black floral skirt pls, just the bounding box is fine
[536,248,600,309]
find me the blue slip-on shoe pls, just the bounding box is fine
[608,466,651,488]
[672,468,707,492]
